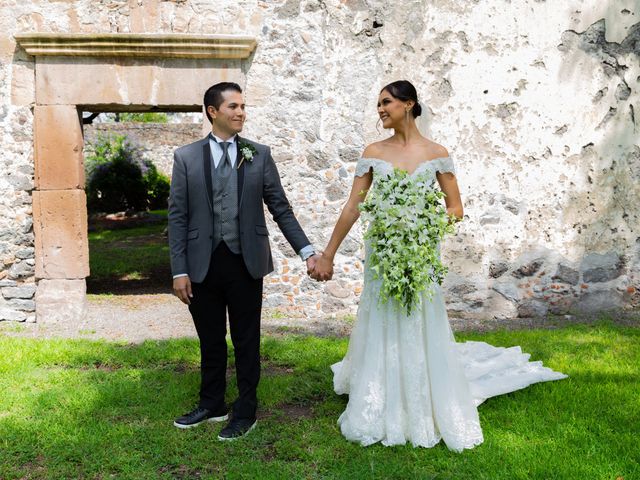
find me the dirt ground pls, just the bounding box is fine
[2,293,638,343]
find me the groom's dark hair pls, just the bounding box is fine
[204,82,243,123]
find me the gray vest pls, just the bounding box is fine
[211,158,241,254]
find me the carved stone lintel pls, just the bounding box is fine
[15,33,257,60]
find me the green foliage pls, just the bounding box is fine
[360,167,455,315]
[85,134,170,213]
[118,112,168,123]
[142,161,171,211]
[0,323,638,479]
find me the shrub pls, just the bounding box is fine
[141,160,171,211]
[118,112,168,123]
[85,134,169,213]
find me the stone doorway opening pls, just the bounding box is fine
[15,33,256,324]
[82,109,202,296]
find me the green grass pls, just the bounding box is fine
[88,222,169,281]
[1,323,638,479]
[87,210,170,293]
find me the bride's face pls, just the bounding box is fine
[377,90,412,129]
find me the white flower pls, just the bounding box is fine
[359,167,455,315]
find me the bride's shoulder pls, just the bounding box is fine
[424,141,450,160]
[362,141,387,159]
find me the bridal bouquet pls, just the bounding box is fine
[359,168,455,315]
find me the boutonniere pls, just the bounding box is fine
[237,141,257,169]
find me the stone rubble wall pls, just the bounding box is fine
[84,122,202,178]
[0,0,638,321]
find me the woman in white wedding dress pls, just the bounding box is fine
[311,80,566,452]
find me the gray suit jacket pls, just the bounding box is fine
[168,136,311,282]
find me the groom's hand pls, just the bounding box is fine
[173,276,193,305]
[306,254,320,276]
[311,255,333,281]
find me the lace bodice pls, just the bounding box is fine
[354,156,456,180]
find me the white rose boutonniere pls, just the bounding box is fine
[237,141,257,169]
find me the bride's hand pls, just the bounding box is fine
[311,254,334,282]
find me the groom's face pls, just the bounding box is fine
[208,90,246,136]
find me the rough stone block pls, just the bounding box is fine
[34,105,84,190]
[489,261,508,278]
[576,290,624,312]
[552,264,579,285]
[0,308,27,322]
[32,190,89,279]
[11,62,35,106]
[2,285,36,299]
[516,299,548,318]
[511,260,543,278]
[35,279,86,324]
[492,281,520,302]
[36,56,242,107]
[8,260,35,280]
[8,299,36,312]
[581,252,623,283]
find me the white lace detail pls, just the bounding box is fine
[333,159,567,451]
[354,156,456,179]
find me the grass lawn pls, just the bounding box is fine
[87,210,170,294]
[1,323,638,479]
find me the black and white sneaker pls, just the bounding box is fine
[173,407,228,429]
[217,418,257,441]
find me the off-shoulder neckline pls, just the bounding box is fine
[359,156,452,176]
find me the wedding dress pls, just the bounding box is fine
[331,156,567,452]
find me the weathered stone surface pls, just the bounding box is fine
[8,260,34,279]
[0,308,27,322]
[35,279,87,324]
[36,57,242,107]
[11,61,35,106]
[325,280,351,299]
[489,262,508,278]
[581,252,623,283]
[32,190,89,279]
[7,298,35,311]
[34,105,84,190]
[2,285,36,299]
[84,122,202,176]
[15,247,34,260]
[552,264,579,285]
[1,0,639,321]
[512,260,543,279]
[575,290,624,312]
[492,282,520,302]
[517,300,548,318]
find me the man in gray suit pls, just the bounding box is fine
[168,82,318,440]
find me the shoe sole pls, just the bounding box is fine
[173,414,229,429]
[217,420,257,441]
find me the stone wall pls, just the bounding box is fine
[1,0,638,322]
[84,122,202,177]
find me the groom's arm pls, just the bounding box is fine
[168,151,189,278]
[262,147,314,258]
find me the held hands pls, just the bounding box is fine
[173,276,193,305]
[308,253,334,282]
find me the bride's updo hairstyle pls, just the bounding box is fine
[380,80,422,118]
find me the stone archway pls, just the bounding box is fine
[15,33,256,324]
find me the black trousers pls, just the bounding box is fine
[188,242,263,420]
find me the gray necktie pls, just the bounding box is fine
[217,141,232,178]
